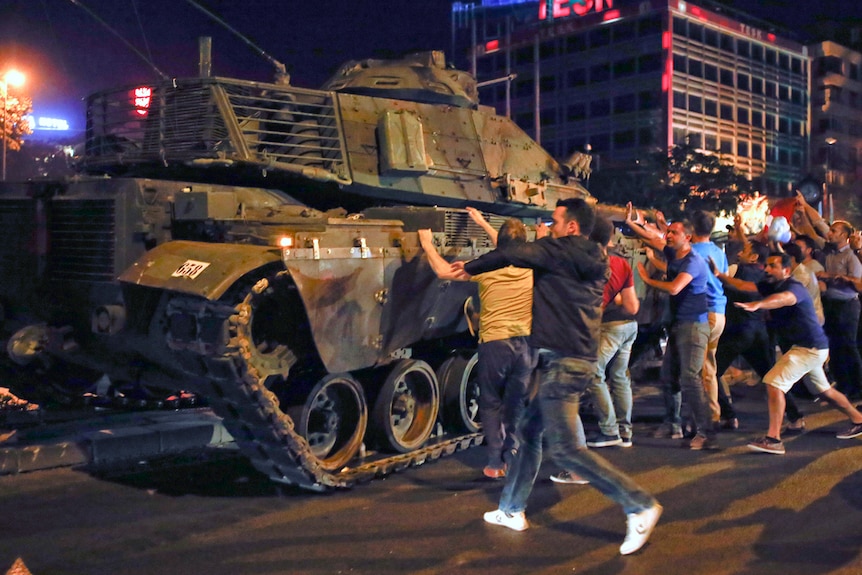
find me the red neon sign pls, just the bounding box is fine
[133,86,152,117]
[539,0,615,20]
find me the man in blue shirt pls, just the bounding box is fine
[628,212,714,450]
[689,211,727,426]
[735,253,862,454]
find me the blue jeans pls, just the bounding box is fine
[660,320,711,436]
[499,349,657,515]
[477,336,536,469]
[587,320,638,439]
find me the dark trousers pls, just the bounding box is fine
[823,297,862,398]
[476,336,536,469]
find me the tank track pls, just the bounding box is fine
[176,291,483,492]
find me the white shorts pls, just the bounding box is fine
[763,346,830,394]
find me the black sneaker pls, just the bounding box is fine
[836,422,862,439]
[587,433,623,448]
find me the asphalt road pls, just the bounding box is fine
[2,383,862,575]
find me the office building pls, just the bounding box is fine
[451,0,809,195]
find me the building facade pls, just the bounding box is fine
[452,0,810,196]
[810,41,862,217]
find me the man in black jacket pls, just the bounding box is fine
[451,198,662,555]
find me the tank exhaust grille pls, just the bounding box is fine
[49,199,117,283]
[444,211,506,249]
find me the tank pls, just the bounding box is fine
[0,52,597,490]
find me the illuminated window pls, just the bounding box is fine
[704,28,719,47]
[705,134,717,150]
[752,77,763,94]
[751,110,762,127]
[752,143,762,159]
[689,95,702,113]
[752,45,763,61]
[704,99,717,117]
[792,57,803,75]
[704,64,718,82]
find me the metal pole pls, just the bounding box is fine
[2,80,6,181]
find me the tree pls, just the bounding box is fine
[649,142,751,218]
[590,144,751,218]
[2,93,33,154]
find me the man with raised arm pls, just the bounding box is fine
[418,209,533,479]
[450,198,662,556]
[733,253,862,454]
[625,204,715,449]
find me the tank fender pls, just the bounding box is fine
[118,240,282,300]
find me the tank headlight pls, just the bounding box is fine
[277,236,293,248]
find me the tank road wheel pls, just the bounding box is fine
[371,359,439,453]
[286,374,367,471]
[437,351,481,433]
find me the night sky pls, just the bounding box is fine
[2,0,862,135]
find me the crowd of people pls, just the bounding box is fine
[416,192,862,556]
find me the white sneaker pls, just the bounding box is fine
[620,503,663,555]
[550,471,590,485]
[483,509,529,531]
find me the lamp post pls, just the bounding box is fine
[825,137,837,222]
[1,69,26,182]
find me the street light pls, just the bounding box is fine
[825,137,837,222]
[1,69,26,181]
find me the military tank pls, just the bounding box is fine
[0,51,595,490]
